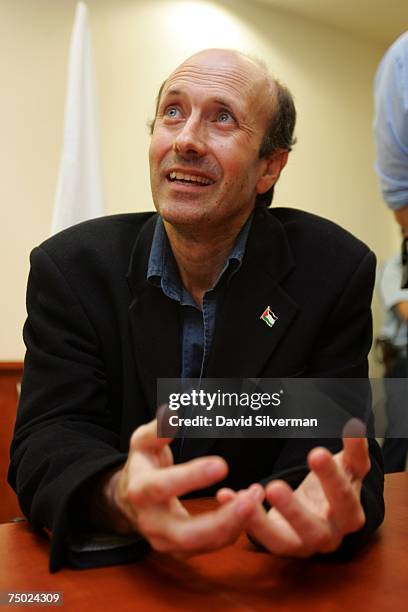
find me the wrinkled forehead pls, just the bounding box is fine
[161,52,274,110]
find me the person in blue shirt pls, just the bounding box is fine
[378,252,408,471]
[374,31,408,232]
[374,32,408,471]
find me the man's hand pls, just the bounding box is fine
[217,428,370,557]
[91,418,257,556]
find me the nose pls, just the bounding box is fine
[173,115,207,157]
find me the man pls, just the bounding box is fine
[377,248,408,472]
[373,31,408,467]
[9,49,384,571]
[374,31,408,233]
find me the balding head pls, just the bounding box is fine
[149,49,296,206]
[149,48,296,222]
[151,49,276,134]
[173,48,275,94]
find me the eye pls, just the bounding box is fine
[164,106,181,119]
[217,110,234,123]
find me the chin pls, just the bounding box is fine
[156,201,211,228]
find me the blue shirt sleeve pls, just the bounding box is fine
[374,31,408,210]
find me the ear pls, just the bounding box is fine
[256,150,289,195]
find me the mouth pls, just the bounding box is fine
[167,171,215,186]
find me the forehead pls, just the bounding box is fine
[161,53,270,110]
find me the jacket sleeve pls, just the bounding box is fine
[8,246,132,572]
[260,249,385,555]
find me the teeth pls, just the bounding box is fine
[169,171,213,185]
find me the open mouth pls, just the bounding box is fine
[167,171,214,186]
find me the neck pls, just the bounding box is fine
[164,216,249,306]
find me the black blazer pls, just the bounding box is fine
[9,206,384,571]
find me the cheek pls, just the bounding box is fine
[221,153,256,188]
[149,139,161,163]
[217,155,242,182]
[222,145,254,171]
[149,132,171,165]
[148,141,157,170]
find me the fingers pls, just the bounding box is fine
[126,456,229,506]
[341,437,370,480]
[307,448,366,533]
[130,418,173,453]
[216,483,323,556]
[156,403,179,439]
[308,447,366,528]
[241,488,304,556]
[217,483,264,505]
[249,479,345,556]
[122,420,267,557]
[126,419,368,558]
[265,481,338,555]
[215,485,308,556]
[341,419,370,479]
[215,434,370,559]
[138,491,257,555]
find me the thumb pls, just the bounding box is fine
[341,418,370,480]
[130,416,172,453]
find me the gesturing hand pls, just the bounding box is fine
[217,428,370,557]
[94,418,257,556]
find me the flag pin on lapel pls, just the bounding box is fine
[260,306,278,328]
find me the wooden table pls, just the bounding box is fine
[0,473,407,611]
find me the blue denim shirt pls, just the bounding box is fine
[147,214,253,378]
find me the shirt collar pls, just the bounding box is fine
[147,213,254,302]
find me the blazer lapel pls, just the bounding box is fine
[182,208,299,461]
[207,207,298,378]
[126,215,181,417]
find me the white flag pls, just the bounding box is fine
[51,2,104,235]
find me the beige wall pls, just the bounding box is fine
[0,0,400,362]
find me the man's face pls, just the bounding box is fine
[149,50,277,232]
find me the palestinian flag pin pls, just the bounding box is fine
[260,306,278,328]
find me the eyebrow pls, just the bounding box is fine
[161,87,181,100]
[160,88,237,112]
[213,97,235,110]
